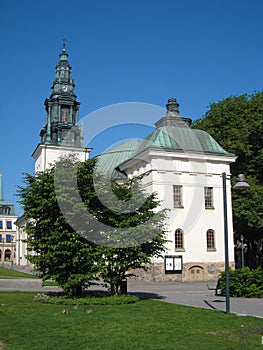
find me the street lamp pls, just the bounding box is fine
[222,172,250,314]
[1,238,5,268]
[240,234,244,269]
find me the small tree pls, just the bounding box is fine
[90,179,167,295]
[18,164,99,296]
[18,156,167,295]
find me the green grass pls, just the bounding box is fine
[0,267,59,286]
[0,292,262,350]
[0,267,37,279]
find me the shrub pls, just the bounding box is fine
[34,292,140,305]
[219,267,263,298]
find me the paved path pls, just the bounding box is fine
[127,280,263,319]
[0,277,262,318]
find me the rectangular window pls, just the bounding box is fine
[0,221,2,229]
[6,221,12,229]
[204,187,214,208]
[6,234,12,243]
[173,185,183,208]
[61,107,70,122]
[0,234,2,242]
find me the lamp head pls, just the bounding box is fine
[233,174,250,190]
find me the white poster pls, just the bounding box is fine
[165,257,174,271]
[174,257,182,271]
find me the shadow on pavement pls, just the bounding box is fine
[204,299,226,313]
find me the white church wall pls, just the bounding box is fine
[122,148,236,281]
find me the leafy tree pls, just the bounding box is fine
[18,163,100,296]
[18,156,167,295]
[193,92,263,268]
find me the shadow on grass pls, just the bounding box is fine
[43,289,164,301]
[129,291,165,300]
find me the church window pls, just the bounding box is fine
[61,106,70,122]
[6,221,12,230]
[173,185,183,208]
[204,187,214,208]
[207,229,216,250]
[175,229,184,251]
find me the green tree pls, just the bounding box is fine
[18,156,167,295]
[193,92,263,268]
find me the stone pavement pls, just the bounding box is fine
[127,280,263,319]
[0,277,262,318]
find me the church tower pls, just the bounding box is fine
[32,43,90,172]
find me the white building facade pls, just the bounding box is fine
[102,98,236,281]
[0,172,18,267]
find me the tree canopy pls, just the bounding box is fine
[193,91,263,268]
[18,156,167,295]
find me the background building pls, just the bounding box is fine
[0,172,17,267]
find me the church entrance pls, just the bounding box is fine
[188,265,205,281]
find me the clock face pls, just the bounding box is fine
[62,85,68,92]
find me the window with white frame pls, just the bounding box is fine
[204,187,214,208]
[173,185,183,208]
[6,221,12,230]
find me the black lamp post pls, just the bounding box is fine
[1,238,5,267]
[222,173,250,314]
[240,234,244,268]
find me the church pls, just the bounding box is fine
[16,45,236,282]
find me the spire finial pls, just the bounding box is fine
[166,98,180,114]
[62,37,67,51]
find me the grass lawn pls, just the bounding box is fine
[0,267,58,286]
[0,292,262,350]
[0,267,37,279]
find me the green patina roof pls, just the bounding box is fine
[93,98,234,175]
[95,139,141,175]
[136,126,233,156]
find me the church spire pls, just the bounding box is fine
[39,44,83,147]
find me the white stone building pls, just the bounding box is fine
[98,98,236,281]
[0,172,18,267]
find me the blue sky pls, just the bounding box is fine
[0,0,262,215]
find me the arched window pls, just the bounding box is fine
[207,229,216,250]
[175,229,184,251]
[4,249,11,262]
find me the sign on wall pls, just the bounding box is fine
[164,255,183,274]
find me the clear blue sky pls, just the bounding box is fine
[0,0,262,216]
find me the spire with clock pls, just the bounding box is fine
[32,41,91,173]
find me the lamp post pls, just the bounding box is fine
[222,172,250,314]
[1,238,5,267]
[240,234,244,268]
